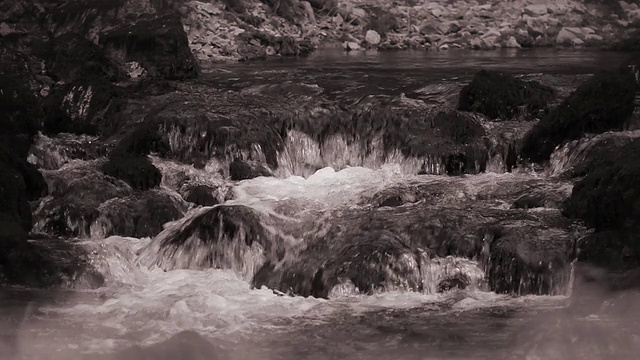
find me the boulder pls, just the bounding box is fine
[92,190,189,238]
[229,159,273,181]
[138,205,286,279]
[564,138,640,269]
[102,155,162,191]
[44,78,122,135]
[458,70,556,120]
[365,29,381,45]
[100,13,199,80]
[521,70,636,163]
[47,33,126,83]
[34,168,132,237]
[180,185,220,207]
[0,50,43,140]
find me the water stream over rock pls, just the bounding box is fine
[3,49,640,360]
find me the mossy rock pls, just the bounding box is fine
[458,70,555,120]
[102,155,162,191]
[521,70,636,163]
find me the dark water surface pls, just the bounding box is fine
[3,49,640,360]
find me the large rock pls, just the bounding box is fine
[0,49,43,140]
[115,89,284,171]
[92,190,189,238]
[253,200,579,297]
[521,70,636,163]
[44,78,122,135]
[564,138,640,269]
[102,155,162,191]
[47,33,127,83]
[100,13,199,80]
[458,70,555,120]
[35,167,133,237]
[138,205,287,279]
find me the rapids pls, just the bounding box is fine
[3,49,640,360]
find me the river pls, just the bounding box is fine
[2,49,639,360]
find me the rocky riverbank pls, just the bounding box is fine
[182,0,640,62]
[3,0,640,65]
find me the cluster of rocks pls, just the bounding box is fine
[178,0,640,61]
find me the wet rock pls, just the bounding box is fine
[344,41,361,51]
[180,185,220,207]
[564,138,640,269]
[483,223,576,295]
[47,33,126,83]
[102,155,162,191]
[458,70,555,120]
[521,70,636,163]
[0,51,43,140]
[92,190,189,238]
[138,205,286,279]
[122,90,284,171]
[29,133,108,170]
[44,78,122,135]
[35,167,133,237]
[229,159,273,181]
[548,131,640,178]
[0,142,52,285]
[253,232,426,298]
[100,13,199,80]
[288,95,489,175]
[437,273,469,292]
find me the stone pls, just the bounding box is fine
[521,71,637,163]
[34,167,132,237]
[138,204,285,276]
[181,185,220,207]
[44,78,121,136]
[365,30,381,45]
[556,27,577,44]
[0,22,13,37]
[92,190,188,238]
[100,14,199,80]
[437,21,461,35]
[345,41,361,51]
[47,34,126,83]
[458,70,555,120]
[564,139,640,270]
[506,36,521,48]
[523,4,548,16]
[102,156,162,191]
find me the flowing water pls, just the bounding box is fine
[3,49,640,360]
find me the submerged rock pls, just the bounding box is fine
[458,70,555,120]
[100,13,199,80]
[521,70,637,163]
